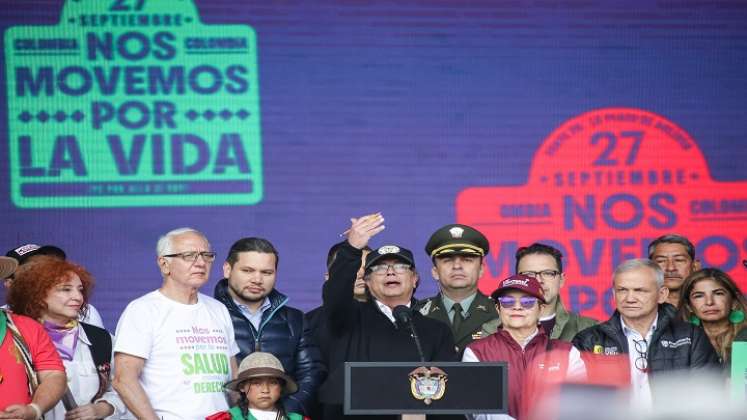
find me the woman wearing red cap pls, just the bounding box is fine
[463,274,585,420]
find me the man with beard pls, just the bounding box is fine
[214,237,323,417]
[648,234,700,307]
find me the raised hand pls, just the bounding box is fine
[346,213,385,250]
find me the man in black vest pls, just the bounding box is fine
[213,237,323,416]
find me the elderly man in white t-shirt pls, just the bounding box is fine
[113,228,240,420]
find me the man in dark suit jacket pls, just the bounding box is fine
[318,213,458,420]
[415,224,498,354]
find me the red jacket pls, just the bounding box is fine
[466,328,571,419]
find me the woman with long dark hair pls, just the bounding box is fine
[677,267,747,365]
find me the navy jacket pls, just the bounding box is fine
[214,280,324,415]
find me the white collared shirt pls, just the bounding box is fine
[235,297,271,331]
[620,315,658,410]
[249,408,280,420]
[375,300,411,324]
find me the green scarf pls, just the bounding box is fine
[0,310,6,345]
[228,407,246,420]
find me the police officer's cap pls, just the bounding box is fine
[425,224,489,258]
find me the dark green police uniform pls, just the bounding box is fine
[416,224,499,354]
[415,291,497,353]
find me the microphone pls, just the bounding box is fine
[393,305,426,363]
[393,305,412,325]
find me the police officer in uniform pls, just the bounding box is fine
[415,224,498,354]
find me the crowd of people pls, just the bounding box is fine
[1,214,746,420]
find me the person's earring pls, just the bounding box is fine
[728,308,745,324]
[689,314,701,326]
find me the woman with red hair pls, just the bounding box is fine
[8,256,125,420]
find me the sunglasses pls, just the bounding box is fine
[497,296,539,309]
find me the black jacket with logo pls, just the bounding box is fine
[572,304,719,375]
[318,242,458,420]
[214,280,324,415]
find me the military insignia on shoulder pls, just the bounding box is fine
[418,300,432,315]
[472,331,485,340]
[593,345,603,354]
[409,366,448,405]
[476,304,487,312]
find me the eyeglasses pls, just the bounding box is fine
[369,263,411,274]
[633,338,648,372]
[519,270,561,281]
[496,296,539,309]
[162,251,217,262]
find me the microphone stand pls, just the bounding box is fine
[393,305,426,363]
[393,305,428,420]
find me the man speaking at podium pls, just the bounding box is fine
[317,213,457,420]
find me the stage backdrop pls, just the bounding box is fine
[2,0,746,328]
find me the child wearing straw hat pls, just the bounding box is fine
[207,352,308,420]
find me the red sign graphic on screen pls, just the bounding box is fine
[457,108,747,320]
